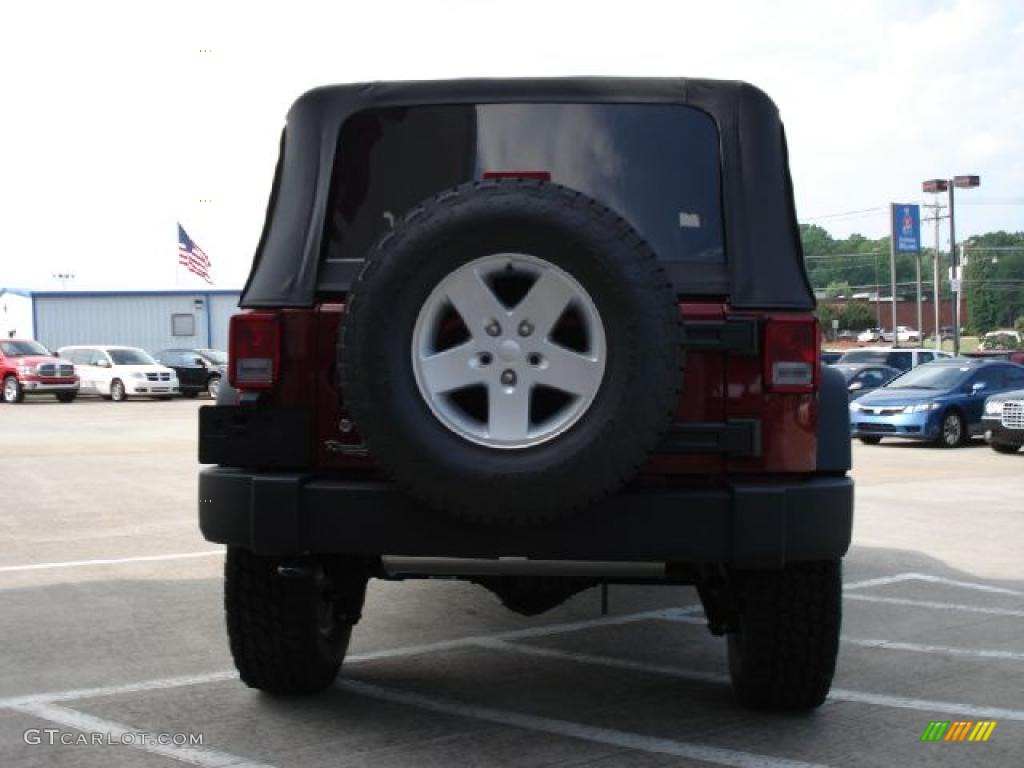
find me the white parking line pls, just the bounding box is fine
[843,637,1024,661]
[0,550,224,574]
[656,612,1024,662]
[12,701,275,768]
[0,607,700,709]
[846,594,1024,617]
[900,573,1024,597]
[338,679,836,768]
[480,640,1024,722]
[842,573,918,591]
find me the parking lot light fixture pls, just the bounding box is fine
[921,175,980,356]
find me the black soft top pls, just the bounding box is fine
[240,77,814,310]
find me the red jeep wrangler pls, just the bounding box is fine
[199,78,853,711]
[1,339,79,403]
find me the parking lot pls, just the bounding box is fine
[2,399,1023,767]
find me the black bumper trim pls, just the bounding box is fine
[984,419,1024,446]
[199,468,853,569]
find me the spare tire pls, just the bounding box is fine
[340,179,683,525]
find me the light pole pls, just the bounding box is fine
[922,176,980,355]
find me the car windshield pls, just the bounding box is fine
[0,340,49,357]
[886,364,970,390]
[108,349,156,365]
[833,365,861,382]
[199,349,227,365]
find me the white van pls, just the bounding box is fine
[58,345,180,401]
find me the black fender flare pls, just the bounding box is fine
[816,364,851,473]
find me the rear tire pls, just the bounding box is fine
[858,436,882,445]
[726,560,841,711]
[991,441,1020,454]
[3,375,24,403]
[224,548,369,695]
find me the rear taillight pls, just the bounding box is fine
[764,316,819,393]
[229,312,280,390]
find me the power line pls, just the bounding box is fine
[800,206,886,222]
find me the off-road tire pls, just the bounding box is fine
[340,179,683,526]
[3,375,24,403]
[858,436,882,445]
[224,547,368,695]
[991,441,1020,455]
[726,560,842,711]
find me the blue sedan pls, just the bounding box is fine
[850,358,1024,447]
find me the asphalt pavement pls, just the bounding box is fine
[1,398,1022,767]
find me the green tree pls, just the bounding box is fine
[816,303,840,336]
[966,253,999,334]
[839,302,875,331]
[825,281,851,299]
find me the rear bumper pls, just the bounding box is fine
[198,467,853,569]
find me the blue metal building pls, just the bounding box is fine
[21,290,242,353]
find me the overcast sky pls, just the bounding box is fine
[1,0,1021,291]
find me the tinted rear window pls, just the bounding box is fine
[323,103,724,267]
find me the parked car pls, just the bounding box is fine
[58,345,179,401]
[965,349,1024,365]
[895,326,920,343]
[0,338,79,403]
[821,349,843,365]
[982,389,1024,454]
[154,348,227,398]
[978,329,1022,350]
[850,358,1024,447]
[197,78,853,711]
[833,363,901,401]
[836,347,951,372]
[857,328,883,343]
[836,329,858,341]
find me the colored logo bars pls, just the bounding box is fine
[920,720,997,742]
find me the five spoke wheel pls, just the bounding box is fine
[412,253,606,448]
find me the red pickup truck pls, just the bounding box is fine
[0,339,79,403]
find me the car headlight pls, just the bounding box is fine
[903,402,940,413]
[131,372,147,379]
[985,400,1004,416]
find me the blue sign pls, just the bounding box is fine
[893,203,921,253]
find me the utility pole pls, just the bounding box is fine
[948,183,958,355]
[915,251,923,339]
[921,202,947,350]
[888,204,899,349]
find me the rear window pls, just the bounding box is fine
[323,103,724,268]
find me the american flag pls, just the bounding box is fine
[178,223,213,284]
